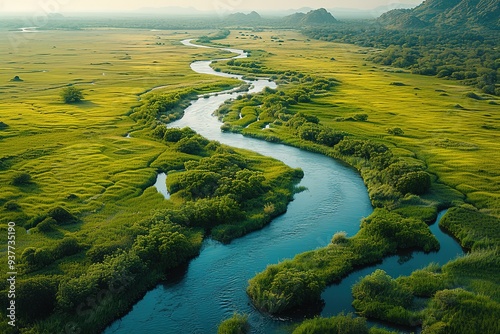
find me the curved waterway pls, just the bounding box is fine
[105,40,463,334]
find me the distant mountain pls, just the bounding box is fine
[225,11,262,23]
[325,4,418,19]
[283,8,337,26]
[379,0,500,29]
[371,2,421,15]
[378,8,429,28]
[259,5,416,19]
[282,12,306,25]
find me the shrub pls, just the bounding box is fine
[87,243,123,263]
[11,172,32,186]
[176,136,206,154]
[4,201,21,211]
[247,267,323,314]
[263,202,276,215]
[353,113,368,121]
[21,247,54,270]
[48,206,77,225]
[36,217,56,232]
[133,223,197,269]
[61,86,84,103]
[16,277,58,322]
[397,265,448,297]
[387,127,404,136]
[396,171,431,195]
[352,270,417,326]
[465,92,482,100]
[293,313,370,334]
[331,231,348,244]
[54,237,82,258]
[57,276,98,311]
[217,313,249,334]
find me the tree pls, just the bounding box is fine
[11,172,32,186]
[396,171,431,195]
[61,86,84,103]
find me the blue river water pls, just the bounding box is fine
[104,40,463,334]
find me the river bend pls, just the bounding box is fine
[105,40,463,334]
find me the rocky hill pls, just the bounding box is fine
[283,8,337,26]
[225,11,262,23]
[379,0,500,29]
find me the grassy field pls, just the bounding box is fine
[0,29,241,243]
[216,29,499,217]
[211,30,499,332]
[0,30,241,228]
[0,28,303,333]
[1,26,498,333]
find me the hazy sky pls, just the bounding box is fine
[1,0,424,13]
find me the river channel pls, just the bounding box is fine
[104,40,463,334]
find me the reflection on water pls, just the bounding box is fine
[153,172,170,199]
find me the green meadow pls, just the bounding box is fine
[216,30,499,217]
[0,26,498,333]
[0,28,301,333]
[1,29,239,226]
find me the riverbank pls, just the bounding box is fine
[104,40,375,334]
[206,30,499,332]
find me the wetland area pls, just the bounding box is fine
[0,3,499,333]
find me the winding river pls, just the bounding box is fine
[105,40,463,334]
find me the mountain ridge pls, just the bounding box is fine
[283,8,337,26]
[379,0,500,29]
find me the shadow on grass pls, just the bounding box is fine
[75,100,100,108]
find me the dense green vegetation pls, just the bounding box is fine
[198,29,231,44]
[61,86,84,103]
[151,124,303,242]
[247,208,439,314]
[217,313,249,334]
[303,26,500,96]
[440,206,500,250]
[351,249,500,333]
[292,313,397,334]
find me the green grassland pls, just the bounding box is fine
[0,29,239,227]
[0,29,240,267]
[209,30,499,332]
[0,28,302,333]
[215,30,499,217]
[1,26,499,333]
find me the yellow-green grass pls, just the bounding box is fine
[0,28,305,334]
[0,29,241,271]
[216,30,500,217]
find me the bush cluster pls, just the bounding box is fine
[247,208,438,314]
